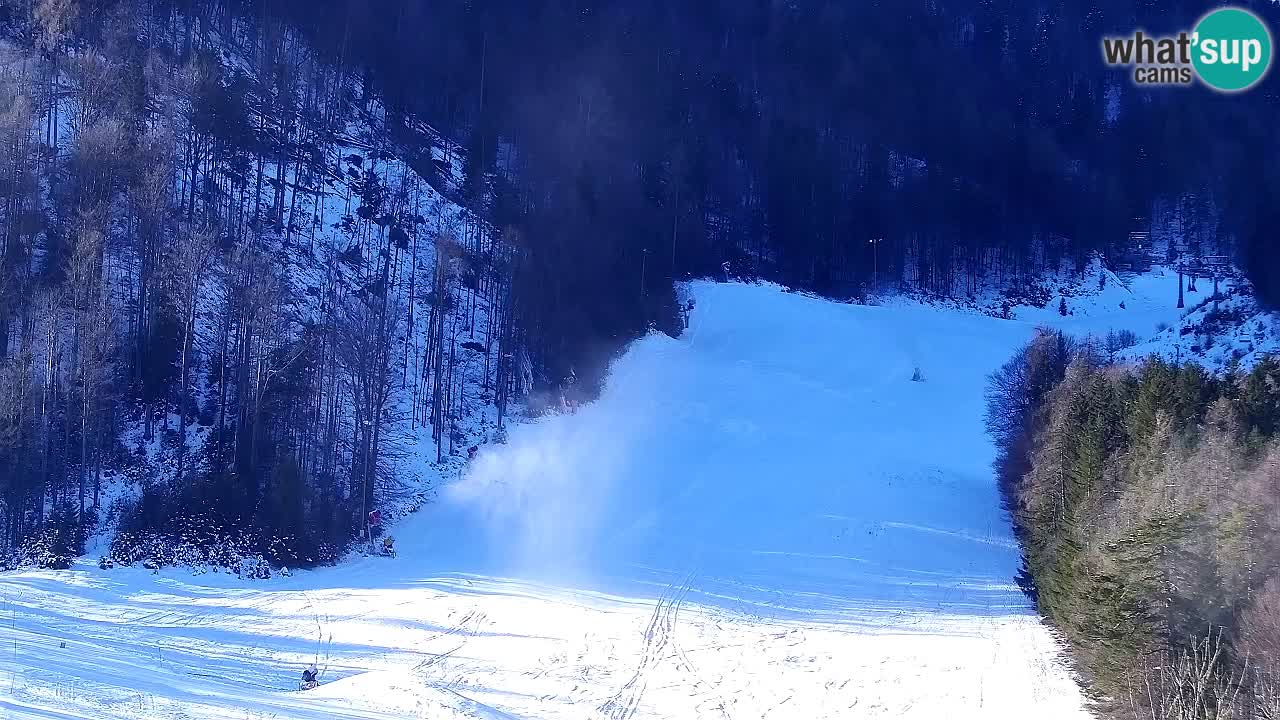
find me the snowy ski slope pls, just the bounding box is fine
[2,276,1188,719]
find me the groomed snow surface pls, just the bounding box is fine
[3,276,1189,720]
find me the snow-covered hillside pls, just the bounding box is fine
[1,276,1199,719]
[1119,276,1280,371]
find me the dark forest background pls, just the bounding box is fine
[2,0,1279,571]
[263,0,1280,313]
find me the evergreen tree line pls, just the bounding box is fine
[988,337,1280,718]
[0,0,520,569]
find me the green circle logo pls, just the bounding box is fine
[1192,7,1272,92]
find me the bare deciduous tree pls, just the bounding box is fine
[165,224,217,484]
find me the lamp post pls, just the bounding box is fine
[869,237,883,294]
[640,247,649,300]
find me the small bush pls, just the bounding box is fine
[1000,281,1053,309]
[7,502,86,570]
[1105,329,1139,357]
[108,483,348,574]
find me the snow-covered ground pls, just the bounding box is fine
[2,276,1194,720]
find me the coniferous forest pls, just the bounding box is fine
[2,0,1280,572]
[989,336,1280,718]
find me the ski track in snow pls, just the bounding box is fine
[1,276,1187,719]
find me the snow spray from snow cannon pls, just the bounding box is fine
[443,349,665,582]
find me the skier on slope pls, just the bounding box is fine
[381,535,396,558]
